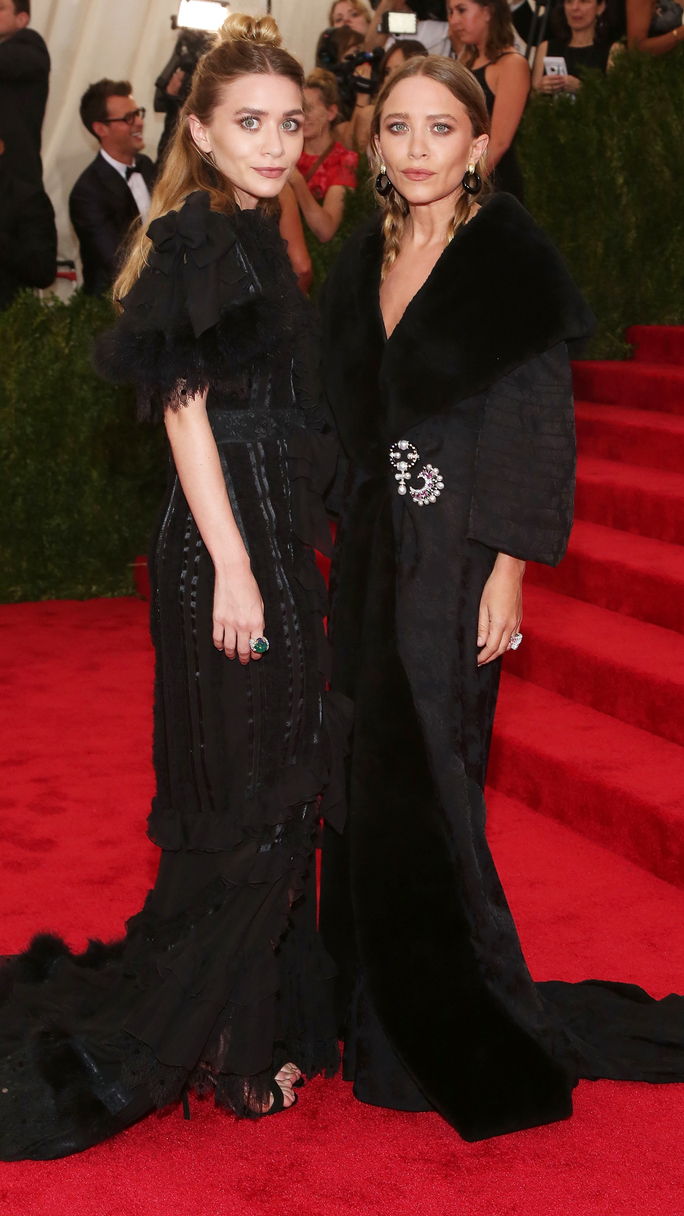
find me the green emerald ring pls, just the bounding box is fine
[249,636,270,655]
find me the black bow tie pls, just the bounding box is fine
[125,165,139,181]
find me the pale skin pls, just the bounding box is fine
[376,75,524,665]
[450,0,530,171]
[170,72,309,1109]
[289,86,347,242]
[278,180,313,292]
[533,0,605,94]
[330,0,372,35]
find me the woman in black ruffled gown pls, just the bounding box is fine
[0,15,349,1161]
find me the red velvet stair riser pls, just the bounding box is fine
[526,535,684,635]
[575,403,684,474]
[573,461,684,544]
[515,587,684,749]
[572,362,684,415]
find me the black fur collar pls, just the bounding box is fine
[322,193,594,469]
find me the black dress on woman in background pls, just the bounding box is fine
[320,192,684,1142]
[0,190,349,1161]
[471,56,525,202]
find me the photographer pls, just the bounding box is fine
[290,69,359,243]
[154,28,214,163]
[350,38,428,151]
[364,0,451,54]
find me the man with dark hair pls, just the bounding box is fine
[69,79,155,296]
[0,0,50,185]
[0,126,56,310]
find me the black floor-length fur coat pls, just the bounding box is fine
[319,193,684,1142]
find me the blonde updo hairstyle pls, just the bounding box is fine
[304,66,341,114]
[369,56,491,278]
[114,13,303,300]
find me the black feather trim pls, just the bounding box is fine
[94,190,304,424]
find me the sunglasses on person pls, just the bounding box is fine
[101,108,146,126]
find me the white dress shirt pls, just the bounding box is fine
[99,148,151,221]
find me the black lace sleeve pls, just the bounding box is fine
[95,190,283,423]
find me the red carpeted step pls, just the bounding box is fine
[488,673,684,888]
[517,584,684,747]
[526,520,684,633]
[574,455,684,543]
[627,324,684,365]
[575,401,684,473]
[572,361,684,415]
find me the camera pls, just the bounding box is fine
[316,32,385,120]
[154,28,215,108]
[380,11,418,33]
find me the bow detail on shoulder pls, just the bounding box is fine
[127,190,251,338]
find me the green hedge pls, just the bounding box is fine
[519,47,684,358]
[0,291,164,602]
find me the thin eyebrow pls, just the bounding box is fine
[234,107,305,117]
[384,112,458,122]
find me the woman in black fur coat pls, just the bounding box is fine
[0,15,350,1160]
[320,54,684,1141]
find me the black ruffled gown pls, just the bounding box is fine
[0,191,349,1161]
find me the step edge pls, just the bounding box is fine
[498,672,684,777]
[522,583,684,651]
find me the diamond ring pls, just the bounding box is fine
[507,632,523,651]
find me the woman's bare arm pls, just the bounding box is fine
[290,170,347,243]
[488,53,530,169]
[279,182,313,293]
[165,390,265,663]
[627,0,684,54]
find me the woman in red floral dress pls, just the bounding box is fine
[290,68,358,243]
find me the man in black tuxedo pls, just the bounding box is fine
[0,0,50,186]
[69,79,156,296]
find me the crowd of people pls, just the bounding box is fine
[2,0,682,309]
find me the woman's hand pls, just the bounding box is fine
[537,72,565,93]
[476,553,525,666]
[213,560,265,664]
[562,73,582,93]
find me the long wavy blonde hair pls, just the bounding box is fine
[369,56,491,279]
[113,13,303,302]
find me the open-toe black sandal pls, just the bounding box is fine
[263,1078,298,1117]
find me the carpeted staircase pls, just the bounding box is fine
[488,326,684,889]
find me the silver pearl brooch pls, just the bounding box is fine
[389,440,419,496]
[389,440,444,506]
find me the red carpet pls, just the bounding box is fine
[2,327,684,1214]
[490,325,684,885]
